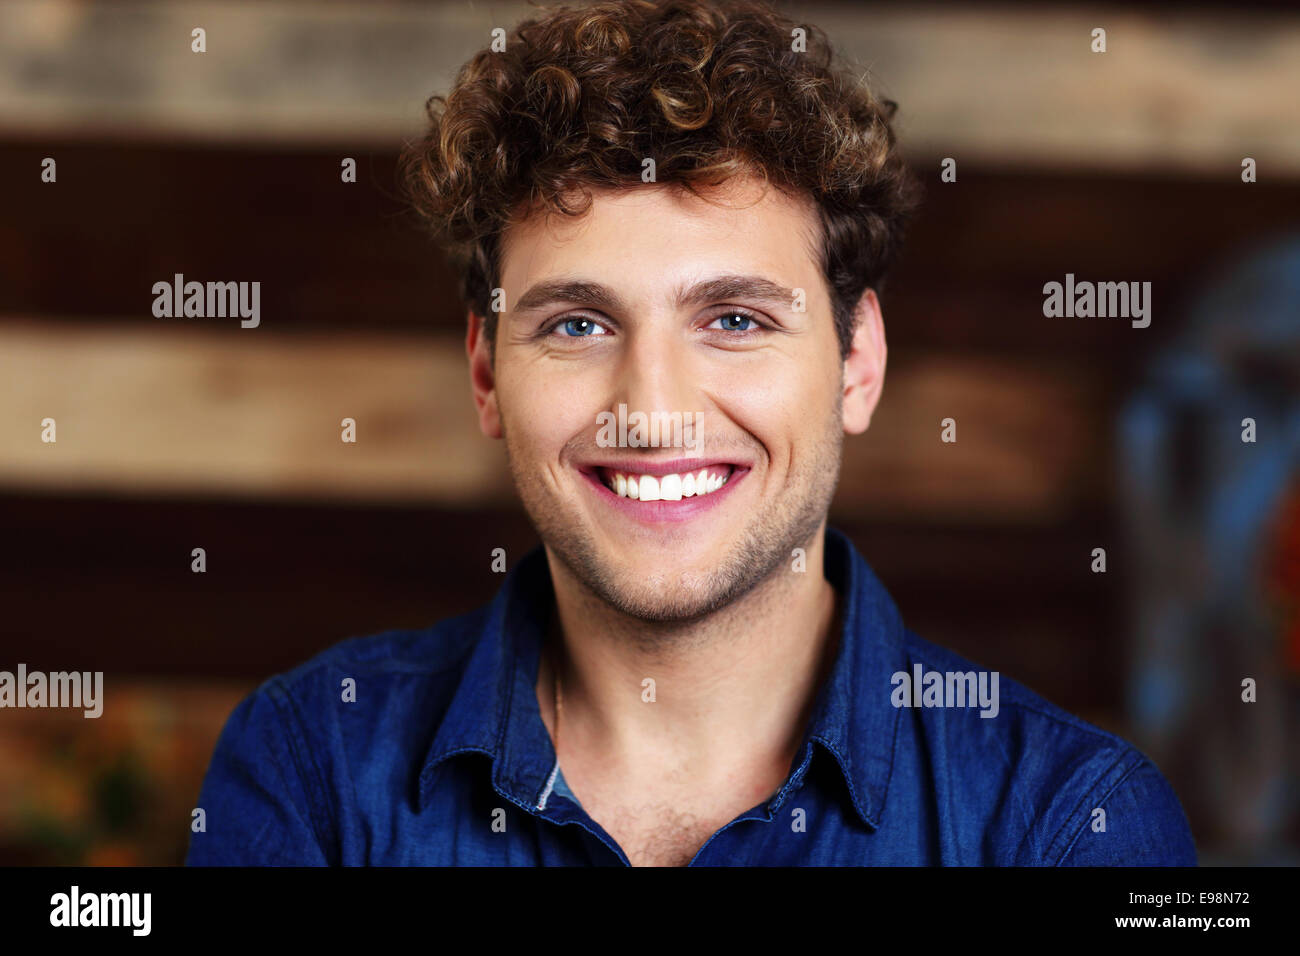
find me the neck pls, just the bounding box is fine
[539,526,841,789]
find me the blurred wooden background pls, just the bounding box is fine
[1,0,1298,864]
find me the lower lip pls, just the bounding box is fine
[579,467,749,524]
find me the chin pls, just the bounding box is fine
[557,538,781,625]
[597,575,726,622]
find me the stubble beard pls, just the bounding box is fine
[503,397,844,628]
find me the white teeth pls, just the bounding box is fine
[604,467,733,501]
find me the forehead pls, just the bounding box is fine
[498,175,825,300]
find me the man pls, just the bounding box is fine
[187,0,1196,866]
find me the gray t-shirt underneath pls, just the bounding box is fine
[552,765,579,805]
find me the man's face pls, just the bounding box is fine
[473,174,871,623]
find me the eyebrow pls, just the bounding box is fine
[511,274,798,315]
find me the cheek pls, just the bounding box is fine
[709,351,840,447]
[498,361,598,459]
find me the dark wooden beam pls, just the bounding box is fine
[0,492,1121,715]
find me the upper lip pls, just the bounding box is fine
[575,457,749,478]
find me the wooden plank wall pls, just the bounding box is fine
[2,1,1298,863]
[3,139,1298,720]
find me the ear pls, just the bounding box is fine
[466,310,503,439]
[841,288,886,435]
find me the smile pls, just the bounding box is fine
[576,459,749,521]
[597,465,732,501]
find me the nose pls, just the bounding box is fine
[612,321,702,449]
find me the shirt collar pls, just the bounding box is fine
[419,527,905,828]
[802,526,906,827]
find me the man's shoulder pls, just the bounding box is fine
[188,607,493,865]
[224,604,492,755]
[897,626,1123,746]
[267,605,487,700]
[893,628,1197,865]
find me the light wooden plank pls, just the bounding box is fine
[818,4,1300,176]
[0,319,1101,517]
[0,319,513,503]
[0,1,1295,173]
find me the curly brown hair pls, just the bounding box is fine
[400,0,919,359]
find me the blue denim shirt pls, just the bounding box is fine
[186,528,1197,866]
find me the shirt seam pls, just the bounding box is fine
[984,717,1039,857]
[1045,750,1146,865]
[265,675,340,865]
[492,617,526,803]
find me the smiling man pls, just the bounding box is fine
[187,0,1196,866]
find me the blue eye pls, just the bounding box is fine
[713,313,756,332]
[558,317,606,337]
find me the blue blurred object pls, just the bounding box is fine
[1119,234,1300,864]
